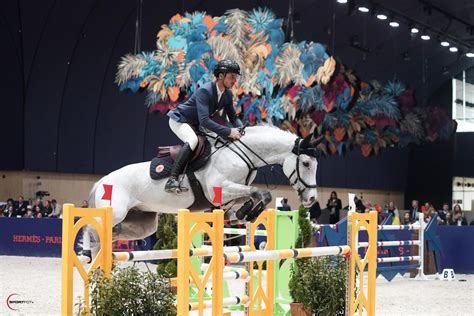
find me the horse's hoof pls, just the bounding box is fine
[236,200,254,220]
[246,202,265,222]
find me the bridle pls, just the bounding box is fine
[289,138,318,196]
[207,132,319,197]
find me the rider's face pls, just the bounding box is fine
[222,73,238,89]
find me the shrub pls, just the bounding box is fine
[154,213,178,277]
[289,257,347,315]
[85,266,176,315]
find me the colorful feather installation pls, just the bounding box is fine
[115,7,456,157]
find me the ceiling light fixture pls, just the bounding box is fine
[337,0,348,3]
[440,41,450,47]
[389,21,400,27]
[421,34,430,40]
[449,46,458,52]
[411,27,419,34]
[358,6,369,13]
[466,52,474,58]
[376,14,387,20]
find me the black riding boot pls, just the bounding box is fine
[165,143,193,193]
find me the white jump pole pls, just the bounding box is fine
[113,245,250,262]
[224,246,350,264]
[415,212,427,280]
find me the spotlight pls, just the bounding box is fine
[466,52,474,58]
[358,6,369,13]
[440,41,450,47]
[376,14,387,20]
[449,46,458,52]
[389,21,400,27]
[421,34,430,40]
[411,27,419,34]
[337,0,348,3]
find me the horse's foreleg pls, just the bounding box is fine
[221,181,272,221]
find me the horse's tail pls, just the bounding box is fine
[88,178,102,208]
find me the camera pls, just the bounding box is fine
[36,190,50,199]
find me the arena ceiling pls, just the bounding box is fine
[0,0,473,175]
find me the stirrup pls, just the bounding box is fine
[165,178,189,194]
[167,185,189,194]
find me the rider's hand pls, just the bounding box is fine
[228,128,241,140]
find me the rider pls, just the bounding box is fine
[165,59,244,193]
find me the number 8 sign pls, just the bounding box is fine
[441,268,456,281]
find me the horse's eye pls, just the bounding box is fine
[302,161,310,168]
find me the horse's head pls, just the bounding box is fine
[282,134,322,207]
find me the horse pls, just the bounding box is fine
[81,126,321,259]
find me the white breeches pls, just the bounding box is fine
[169,118,199,150]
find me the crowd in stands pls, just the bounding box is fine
[305,192,472,226]
[0,195,89,219]
[1,193,472,226]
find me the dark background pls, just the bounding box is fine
[1,0,473,209]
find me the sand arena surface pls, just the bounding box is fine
[0,256,473,315]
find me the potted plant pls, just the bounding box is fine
[288,205,314,315]
[289,205,347,315]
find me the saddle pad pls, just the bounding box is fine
[149,156,174,180]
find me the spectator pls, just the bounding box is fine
[49,199,61,218]
[354,196,367,213]
[43,200,53,217]
[424,206,436,223]
[24,208,34,218]
[402,212,412,225]
[443,211,454,225]
[386,201,400,225]
[437,203,450,224]
[82,200,89,208]
[453,204,467,226]
[15,195,29,216]
[2,198,15,215]
[34,205,46,218]
[309,200,322,223]
[409,200,420,222]
[326,191,342,224]
[36,211,43,218]
[424,202,431,212]
[33,198,44,213]
[277,198,291,211]
[5,205,18,218]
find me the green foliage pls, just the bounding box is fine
[154,213,178,277]
[296,204,314,248]
[289,257,347,315]
[290,205,347,315]
[86,266,176,316]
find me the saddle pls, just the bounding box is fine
[157,135,208,163]
[149,135,214,211]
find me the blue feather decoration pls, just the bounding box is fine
[298,85,324,112]
[353,95,400,120]
[384,81,406,96]
[185,42,212,63]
